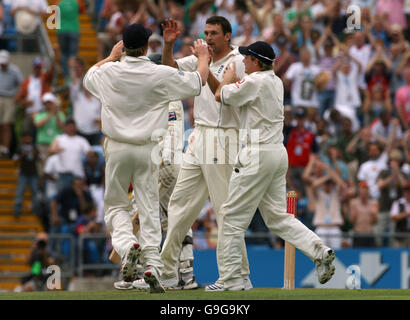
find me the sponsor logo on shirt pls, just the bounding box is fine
[169,111,177,121]
[178,70,185,76]
[235,79,245,88]
[217,65,225,74]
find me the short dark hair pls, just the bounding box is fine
[206,16,232,35]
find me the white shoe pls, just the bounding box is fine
[120,243,141,282]
[144,266,165,293]
[114,280,134,290]
[132,278,150,290]
[133,276,179,291]
[205,282,224,292]
[181,276,199,290]
[243,276,253,290]
[315,248,336,284]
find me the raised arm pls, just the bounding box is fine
[161,19,180,69]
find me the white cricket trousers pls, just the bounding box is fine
[221,144,325,289]
[161,125,249,279]
[103,138,163,272]
[159,164,193,263]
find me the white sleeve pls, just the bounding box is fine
[390,200,400,217]
[83,66,102,100]
[176,55,198,72]
[285,63,297,80]
[357,164,366,182]
[220,76,258,108]
[83,63,113,100]
[164,67,202,101]
[81,137,92,154]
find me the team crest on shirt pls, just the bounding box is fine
[235,79,245,88]
[169,111,177,121]
[178,70,185,76]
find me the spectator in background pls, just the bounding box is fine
[357,138,394,200]
[308,160,346,249]
[33,92,65,173]
[376,149,409,246]
[10,0,47,35]
[284,48,321,122]
[50,177,93,259]
[75,202,102,264]
[390,182,410,247]
[395,67,410,131]
[349,30,372,91]
[320,143,349,182]
[370,111,403,149]
[336,118,357,180]
[15,57,55,136]
[43,154,61,201]
[286,107,317,197]
[188,0,215,38]
[363,82,393,126]
[346,127,377,173]
[314,27,339,117]
[97,2,124,60]
[231,16,260,46]
[48,118,92,192]
[333,48,362,125]
[12,132,39,218]
[146,32,162,56]
[83,148,105,228]
[20,232,56,292]
[376,0,407,30]
[365,47,392,97]
[69,58,101,145]
[349,181,379,248]
[57,0,83,79]
[0,50,23,158]
[273,35,297,106]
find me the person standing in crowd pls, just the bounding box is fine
[349,181,379,248]
[33,92,65,173]
[12,132,39,218]
[390,182,410,247]
[48,118,92,192]
[15,57,55,136]
[57,0,83,79]
[0,50,23,158]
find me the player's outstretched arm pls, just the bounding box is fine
[162,18,180,69]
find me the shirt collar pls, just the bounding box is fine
[122,55,152,63]
[211,46,240,66]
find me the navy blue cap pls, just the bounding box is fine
[123,24,153,49]
[239,41,276,65]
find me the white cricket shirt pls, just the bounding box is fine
[176,47,246,129]
[285,62,321,108]
[83,55,202,145]
[220,70,285,145]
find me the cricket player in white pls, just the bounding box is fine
[215,41,336,290]
[114,54,198,291]
[159,17,251,291]
[83,24,209,293]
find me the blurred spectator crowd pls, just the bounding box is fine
[1,0,410,279]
